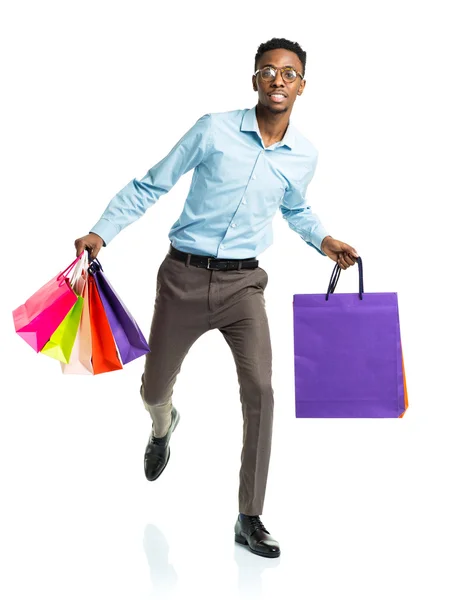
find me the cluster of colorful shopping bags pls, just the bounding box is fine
[293,256,409,418]
[12,252,150,374]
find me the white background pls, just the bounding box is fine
[1,1,454,599]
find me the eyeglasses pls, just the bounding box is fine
[254,66,304,83]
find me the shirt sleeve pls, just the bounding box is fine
[90,113,213,246]
[279,151,330,256]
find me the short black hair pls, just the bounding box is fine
[254,37,306,76]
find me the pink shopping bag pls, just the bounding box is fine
[13,254,82,352]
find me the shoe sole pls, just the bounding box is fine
[144,410,180,482]
[234,533,281,558]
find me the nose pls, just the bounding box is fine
[272,70,286,86]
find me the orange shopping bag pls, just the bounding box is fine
[88,274,123,375]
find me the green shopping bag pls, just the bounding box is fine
[41,295,84,363]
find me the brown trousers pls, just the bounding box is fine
[140,245,274,515]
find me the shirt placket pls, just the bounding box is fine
[218,148,267,256]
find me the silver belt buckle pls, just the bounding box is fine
[207,257,214,270]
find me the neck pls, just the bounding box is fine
[255,102,291,144]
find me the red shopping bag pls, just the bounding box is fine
[88,274,123,375]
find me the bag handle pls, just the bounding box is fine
[87,254,103,275]
[69,251,89,289]
[325,256,364,301]
[57,252,84,281]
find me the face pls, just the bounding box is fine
[252,48,306,114]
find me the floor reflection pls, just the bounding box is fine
[143,522,281,599]
[234,541,281,597]
[143,524,178,598]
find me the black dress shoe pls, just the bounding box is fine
[144,406,180,481]
[234,515,280,558]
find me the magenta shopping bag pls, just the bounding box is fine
[293,257,408,418]
[13,254,81,352]
[88,258,150,365]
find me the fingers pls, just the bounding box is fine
[74,239,86,258]
[74,235,102,260]
[90,246,100,260]
[337,256,347,270]
[338,252,357,270]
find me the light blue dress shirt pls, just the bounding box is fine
[90,106,330,258]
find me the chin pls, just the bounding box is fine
[267,103,289,115]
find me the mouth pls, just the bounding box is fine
[268,93,287,103]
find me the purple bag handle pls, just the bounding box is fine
[87,254,102,275]
[325,256,364,301]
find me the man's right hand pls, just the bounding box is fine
[74,232,104,259]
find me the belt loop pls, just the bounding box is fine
[185,253,192,267]
[238,260,242,271]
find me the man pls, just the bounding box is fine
[75,37,358,559]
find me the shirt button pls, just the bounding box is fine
[220,244,224,249]
[252,175,256,180]
[231,223,237,228]
[242,200,247,205]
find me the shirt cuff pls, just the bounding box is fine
[310,228,331,257]
[89,219,120,246]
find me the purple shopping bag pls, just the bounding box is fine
[88,258,150,365]
[293,257,408,418]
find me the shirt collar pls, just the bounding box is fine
[240,105,295,150]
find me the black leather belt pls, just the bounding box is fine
[168,245,259,270]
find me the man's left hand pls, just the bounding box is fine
[321,236,359,270]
